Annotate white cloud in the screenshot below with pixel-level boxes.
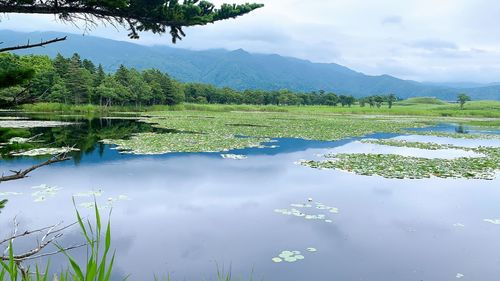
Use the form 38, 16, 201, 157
1, 0, 500, 83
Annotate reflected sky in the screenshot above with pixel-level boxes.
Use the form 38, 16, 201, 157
1, 121, 500, 281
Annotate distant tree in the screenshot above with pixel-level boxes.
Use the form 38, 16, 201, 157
47, 76, 70, 103
345, 95, 355, 107
374, 95, 384, 108
457, 93, 471, 110
82, 59, 96, 74
368, 96, 375, 108
386, 93, 397, 109
324, 93, 339, 106
339, 95, 348, 107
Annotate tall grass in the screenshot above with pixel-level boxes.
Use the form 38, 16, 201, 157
0, 201, 113, 281
0, 202, 254, 281
19, 99, 500, 118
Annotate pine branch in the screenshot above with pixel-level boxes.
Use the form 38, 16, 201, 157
0, 37, 67, 52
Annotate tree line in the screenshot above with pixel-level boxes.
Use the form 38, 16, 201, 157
0, 52, 402, 108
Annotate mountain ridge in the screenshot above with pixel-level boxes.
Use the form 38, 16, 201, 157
2, 29, 499, 100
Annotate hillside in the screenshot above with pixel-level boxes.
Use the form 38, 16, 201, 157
3, 30, 499, 100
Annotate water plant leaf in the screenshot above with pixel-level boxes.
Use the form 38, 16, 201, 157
271, 257, 282, 263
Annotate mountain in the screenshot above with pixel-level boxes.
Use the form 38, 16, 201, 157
2, 30, 499, 100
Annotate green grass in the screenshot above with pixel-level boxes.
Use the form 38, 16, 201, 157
19, 99, 500, 118
0, 203, 252, 281
397, 97, 448, 105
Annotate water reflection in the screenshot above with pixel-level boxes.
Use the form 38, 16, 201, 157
0, 118, 500, 281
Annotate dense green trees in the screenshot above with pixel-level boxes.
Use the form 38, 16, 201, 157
457, 93, 471, 110
358, 94, 400, 109
0, 53, 405, 108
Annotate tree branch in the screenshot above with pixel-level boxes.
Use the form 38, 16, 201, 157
0, 153, 70, 183
0, 37, 67, 53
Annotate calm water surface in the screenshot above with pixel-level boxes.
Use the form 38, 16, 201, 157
1, 115, 499, 281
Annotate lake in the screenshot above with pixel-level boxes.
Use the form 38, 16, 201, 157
1, 113, 499, 281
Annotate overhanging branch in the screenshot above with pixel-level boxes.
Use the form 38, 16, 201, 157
0, 36, 67, 52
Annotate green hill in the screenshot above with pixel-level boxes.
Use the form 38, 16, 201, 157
3, 30, 499, 100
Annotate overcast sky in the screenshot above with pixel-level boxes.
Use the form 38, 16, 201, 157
2, 0, 500, 83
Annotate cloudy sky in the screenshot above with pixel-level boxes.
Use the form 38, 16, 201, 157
2, 0, 500, 83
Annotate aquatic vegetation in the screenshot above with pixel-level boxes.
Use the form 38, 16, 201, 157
0, 192, 22, 196
361, 139, 462, 150
408, 131, 500, 140
8, 137, 34, 144
0, 120, 76, 128
78, 193, 131, 209
103, 132, 270, 154
483, 219, 500, 225
301, 145, 500, 180
272, 250, 307, 263
73, 189, 104, 197
139, 110, 431, 141
275, 201, 339, 223
221, 154, 248, 160
31, 184, 61, 202
11, 147, 79, 156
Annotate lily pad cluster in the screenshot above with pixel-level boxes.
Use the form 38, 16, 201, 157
301, 143, 499, 180
0, 120, 76, 128
0, 192, 23, 196
31, 184, 61, 202
220, 154, 248, 160
100, 111, 433, 154
409, 131, 500, 140
361, 139, 462, 150
76, 190, 131, 209
102, 132, 269, 155
272, 248, 317, 263
275, 201, 339, 223
11, 147, 79, 156
483, 219, 500, 225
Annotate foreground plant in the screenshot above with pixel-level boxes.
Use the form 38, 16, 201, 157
0, 201, 112, 281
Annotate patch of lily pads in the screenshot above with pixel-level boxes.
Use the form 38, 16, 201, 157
272, 248, 317, 263
11, 147, 79, 156
361, 139, 463, 150
31, 184, 61, 202
139, 111, 431, 142
221, 154, 248, 160
102, 132, 270, 154
483, 219, 500, 225
78, 194, 131, 209
275, 201, 339, 223
301, 139, 499, 180
408, 131, 500, 140
0, 120, 76, 128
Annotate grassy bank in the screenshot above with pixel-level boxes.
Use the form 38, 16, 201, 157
17, 99, 500, 118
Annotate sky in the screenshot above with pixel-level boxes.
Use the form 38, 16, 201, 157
2, 0, 500, 83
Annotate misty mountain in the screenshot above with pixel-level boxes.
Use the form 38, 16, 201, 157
3, 30, 499, 100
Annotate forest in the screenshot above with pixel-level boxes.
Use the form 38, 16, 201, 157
0, 52, 399, 108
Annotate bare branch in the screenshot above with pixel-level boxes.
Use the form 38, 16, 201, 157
0, 37, 67, 52
0, 153, 70, 183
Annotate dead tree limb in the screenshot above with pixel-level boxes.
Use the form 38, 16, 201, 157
0, 153, 70, 183
0, 37, 67, 52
